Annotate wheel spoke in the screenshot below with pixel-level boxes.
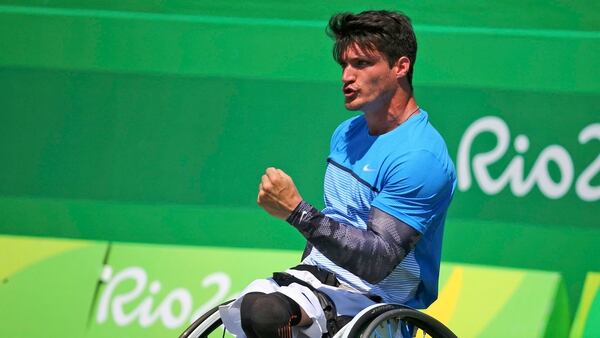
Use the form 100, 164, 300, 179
386, 319, 395, 338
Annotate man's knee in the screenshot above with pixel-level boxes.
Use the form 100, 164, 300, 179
240, 292, 302, 338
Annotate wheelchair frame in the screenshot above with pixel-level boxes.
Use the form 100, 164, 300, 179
179, 300, 457, 338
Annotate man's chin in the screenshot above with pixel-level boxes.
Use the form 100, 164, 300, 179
344, 102, 361, 111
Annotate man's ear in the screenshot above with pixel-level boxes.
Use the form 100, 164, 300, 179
394, 56, 411, 78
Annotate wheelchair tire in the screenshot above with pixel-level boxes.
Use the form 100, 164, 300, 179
357, 308, 457, 338
179, 300, 233, 338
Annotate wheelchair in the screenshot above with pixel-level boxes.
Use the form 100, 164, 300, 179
179, 300, 457, 338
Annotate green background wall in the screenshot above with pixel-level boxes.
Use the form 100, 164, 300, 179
1, 0, 599, 314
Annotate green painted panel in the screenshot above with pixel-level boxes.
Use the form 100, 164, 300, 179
570, 272, 600, 338
88, 242, 299, 337
1, 5, 599, 93
545, 281, 571, 338
1, 70, 597, 227
1, 0, 599, 32
0, 70, 337, 206
584, 292, 600, 337
0, 196, 305, 249
425, 264, 569, 338
0, 237, 107, 338
442, 217, 598, 314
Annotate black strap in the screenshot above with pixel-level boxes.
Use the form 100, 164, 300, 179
289, 264, 340, 287
290, 265, 383, 303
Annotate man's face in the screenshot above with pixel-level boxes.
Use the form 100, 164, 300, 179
340, 44, 399, 113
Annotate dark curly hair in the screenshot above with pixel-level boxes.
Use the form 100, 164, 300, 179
327, 10, 417, 89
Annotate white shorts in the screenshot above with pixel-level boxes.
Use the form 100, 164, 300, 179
219, 269, 376, 338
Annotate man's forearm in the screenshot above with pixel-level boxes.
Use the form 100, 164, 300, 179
287, 201, 420, 284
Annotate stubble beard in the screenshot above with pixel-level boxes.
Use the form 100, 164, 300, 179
344, 94, 363, 111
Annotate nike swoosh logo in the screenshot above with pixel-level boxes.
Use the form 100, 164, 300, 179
363, 164, 376, 172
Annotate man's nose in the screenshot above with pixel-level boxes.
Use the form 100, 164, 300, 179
342, 66, 355, 83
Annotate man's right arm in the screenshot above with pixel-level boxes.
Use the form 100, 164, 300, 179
287, 201, 421, 284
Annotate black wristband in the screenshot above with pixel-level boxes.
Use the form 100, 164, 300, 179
286, 201, 319, 236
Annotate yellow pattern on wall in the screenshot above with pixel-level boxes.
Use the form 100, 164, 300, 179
424, 266, 463, 325
0, 235, 88, 279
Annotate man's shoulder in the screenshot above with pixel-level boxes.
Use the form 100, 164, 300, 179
335, 114, 364, 132
330, 114, 365, 143
390, 111, 450, 156
381, 112, 456, 182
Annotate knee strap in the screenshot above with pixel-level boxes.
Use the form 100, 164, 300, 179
240, 292, 302, 338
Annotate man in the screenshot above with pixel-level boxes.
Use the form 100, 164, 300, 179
219, 10, 456, 338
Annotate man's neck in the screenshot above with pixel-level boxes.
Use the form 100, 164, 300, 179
364, 92, 418, 136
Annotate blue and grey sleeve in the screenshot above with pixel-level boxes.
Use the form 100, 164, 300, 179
287, 201, 421, 284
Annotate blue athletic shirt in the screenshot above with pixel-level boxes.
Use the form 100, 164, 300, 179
302, 110, 456, 308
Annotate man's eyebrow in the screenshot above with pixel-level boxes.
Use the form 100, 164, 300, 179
343, 55, 378, 63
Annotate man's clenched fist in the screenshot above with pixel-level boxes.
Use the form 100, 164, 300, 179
257, 167, 303, 220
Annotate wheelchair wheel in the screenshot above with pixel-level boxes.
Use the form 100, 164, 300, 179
336, 304, 401, 338
179, 300, 233, 338
349, 307, 457, 338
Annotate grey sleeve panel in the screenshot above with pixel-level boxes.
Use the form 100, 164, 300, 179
287, 201, 421, 284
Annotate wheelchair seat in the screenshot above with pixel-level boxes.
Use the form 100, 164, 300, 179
179, 300, 457, 338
